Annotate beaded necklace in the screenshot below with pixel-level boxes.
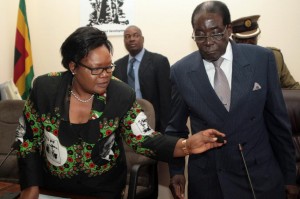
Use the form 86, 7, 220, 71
70, 90, 94, 103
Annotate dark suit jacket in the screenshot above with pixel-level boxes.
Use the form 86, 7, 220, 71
113, 50, 171, 133
166, 42, 296, 199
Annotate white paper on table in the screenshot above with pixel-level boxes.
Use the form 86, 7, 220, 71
39, 194, 70, 199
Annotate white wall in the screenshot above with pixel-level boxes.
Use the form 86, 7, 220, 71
1, 0, 300, 83
1, 1, 299, 198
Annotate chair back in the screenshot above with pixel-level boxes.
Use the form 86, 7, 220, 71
0, 100, 25, 182
123, 98, 158, 199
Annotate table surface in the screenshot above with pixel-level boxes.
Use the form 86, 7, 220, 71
0, 181, 104, 199
0, 181, 20, 198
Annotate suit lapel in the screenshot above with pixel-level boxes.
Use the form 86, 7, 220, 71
138, 50, 150, 75
188, 52, 228, 119
119, 55, 130, 83
188, 43, 253, 119
230, 43, 254, 112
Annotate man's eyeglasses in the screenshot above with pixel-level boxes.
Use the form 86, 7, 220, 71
77, 62, 115, 75
192, 25, 227, 43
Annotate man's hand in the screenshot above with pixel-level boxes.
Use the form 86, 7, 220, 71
285, 185, 299, 199
169, 174, 186, 199
187, 129, 226, 154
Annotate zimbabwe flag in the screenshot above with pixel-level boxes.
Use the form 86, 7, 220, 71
14, 0, 34, 100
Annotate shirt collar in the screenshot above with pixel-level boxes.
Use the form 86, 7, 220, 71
129, 48, 145, 62
203, 41, 233, 65
223, 41, 233, 62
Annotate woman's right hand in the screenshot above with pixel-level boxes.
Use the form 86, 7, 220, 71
20, 186, 39, 199
187, 129, 226, 154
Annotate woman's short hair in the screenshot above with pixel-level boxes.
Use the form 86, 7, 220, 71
60, 26, 113, 70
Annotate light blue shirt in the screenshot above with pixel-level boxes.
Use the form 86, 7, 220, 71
127, 48, 145, 99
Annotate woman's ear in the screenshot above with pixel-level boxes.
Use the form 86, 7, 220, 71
69, 61, 76, 75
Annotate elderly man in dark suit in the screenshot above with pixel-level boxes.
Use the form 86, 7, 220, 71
166, 1, 298, 199
113, 25, 171, 132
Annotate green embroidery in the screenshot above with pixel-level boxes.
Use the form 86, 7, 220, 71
99, 118, 119, 137
19, 94, 160, 179
42, 113, 60, 136
95, 94, 106, 104
18, 100, 42, 156
45, 141, 120, 178
121, 101, 159, 157
90, 110, 103, 119
47, 72, 62, 77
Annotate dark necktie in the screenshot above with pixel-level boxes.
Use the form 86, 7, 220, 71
128, 58, 136, 89
213, 57, 231, 111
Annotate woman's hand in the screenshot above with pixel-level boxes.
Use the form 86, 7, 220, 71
186, 129, 226, 154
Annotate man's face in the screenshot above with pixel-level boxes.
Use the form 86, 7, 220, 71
124, 27, 144, 56
232, 36, 258, 45
192, 13, 232, 62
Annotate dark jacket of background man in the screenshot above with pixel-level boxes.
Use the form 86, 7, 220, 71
114, 25, 171, 132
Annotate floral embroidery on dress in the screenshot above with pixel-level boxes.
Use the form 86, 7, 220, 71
18, 100, 42, 156
46, 141, 120, 178
48, 72, 62, 77
18, 90, 160, 179
120, 101, 159, 158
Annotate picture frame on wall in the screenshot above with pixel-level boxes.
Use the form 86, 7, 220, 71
80, 0, 134, 36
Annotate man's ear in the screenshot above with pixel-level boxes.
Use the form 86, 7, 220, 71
226, 24, 233, 36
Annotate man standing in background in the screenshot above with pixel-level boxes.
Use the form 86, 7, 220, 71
114, 25, 171, 132
231, 15, 300, 89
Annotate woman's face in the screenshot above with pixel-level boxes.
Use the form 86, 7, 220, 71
71, 45, 113, 95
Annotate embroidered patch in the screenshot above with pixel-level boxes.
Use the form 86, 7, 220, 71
131, 112, 154, 136
16, 116, 26, 143
44, 130, 67, 166
99, 134, 115, 161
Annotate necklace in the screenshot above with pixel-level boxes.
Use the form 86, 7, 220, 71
70, 90, 94, 103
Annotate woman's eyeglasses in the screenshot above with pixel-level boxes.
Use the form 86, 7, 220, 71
77, 62, 115, 75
